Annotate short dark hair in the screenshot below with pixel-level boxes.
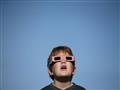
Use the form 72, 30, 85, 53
47, 46, 75, 80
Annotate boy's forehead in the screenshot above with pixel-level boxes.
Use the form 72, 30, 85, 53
54, 51, 70, 56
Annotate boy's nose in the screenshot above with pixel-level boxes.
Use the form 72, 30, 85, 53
61, 59, 66, 63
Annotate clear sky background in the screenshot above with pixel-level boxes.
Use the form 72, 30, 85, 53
0, 0, 119, 90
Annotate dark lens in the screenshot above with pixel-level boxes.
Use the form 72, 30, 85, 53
66, 56, 72, 61
54, 57, 61, 61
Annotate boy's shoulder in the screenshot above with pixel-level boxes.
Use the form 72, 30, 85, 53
40, 83, 53, 90
72, 83, 86, 90
40, 83, 86, 90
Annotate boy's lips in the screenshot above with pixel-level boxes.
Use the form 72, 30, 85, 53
61, 65, 67, 69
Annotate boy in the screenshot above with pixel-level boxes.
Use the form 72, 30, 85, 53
41, 46, 86, 90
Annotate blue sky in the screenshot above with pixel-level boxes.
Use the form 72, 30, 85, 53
0, 0, 119, 90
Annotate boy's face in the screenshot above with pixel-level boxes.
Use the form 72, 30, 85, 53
49, 51, 75, 78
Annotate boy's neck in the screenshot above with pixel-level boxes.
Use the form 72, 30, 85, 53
53, 79, 73, 90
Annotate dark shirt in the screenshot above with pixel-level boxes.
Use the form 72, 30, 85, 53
41, 83, 86, 90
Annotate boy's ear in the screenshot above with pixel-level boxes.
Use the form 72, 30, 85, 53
72, 66, 76, 75
48, 68, 53, 75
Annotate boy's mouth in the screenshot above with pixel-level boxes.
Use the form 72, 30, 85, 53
61, 65, 67, 70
